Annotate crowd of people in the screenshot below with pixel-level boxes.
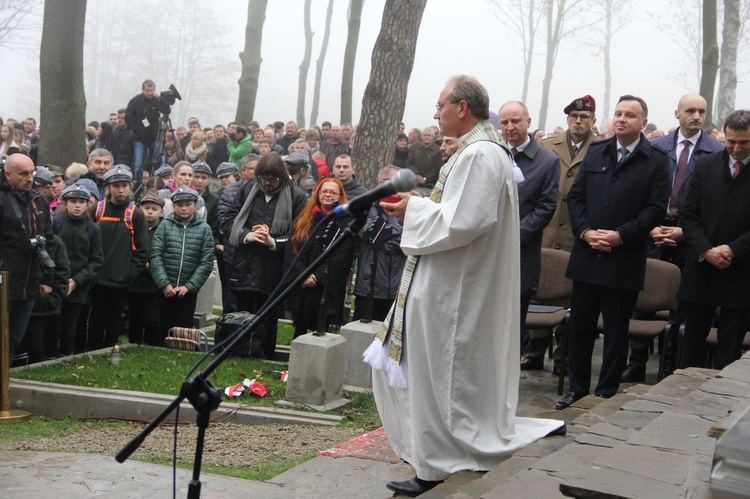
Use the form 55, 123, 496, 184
3, 74, 750, 495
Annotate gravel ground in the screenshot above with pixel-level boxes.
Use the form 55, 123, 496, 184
0, 421, 365, 472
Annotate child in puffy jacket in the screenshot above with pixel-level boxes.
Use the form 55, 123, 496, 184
150, 186, 214, 340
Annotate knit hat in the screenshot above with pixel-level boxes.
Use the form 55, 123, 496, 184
61, 183, 91, 201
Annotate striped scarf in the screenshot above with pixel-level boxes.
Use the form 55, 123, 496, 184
363, 120, 512, 388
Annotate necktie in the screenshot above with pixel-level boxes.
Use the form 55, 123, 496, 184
571, 145, 579, 158
511, 147, 518, 158
733, 160, 744, 179
669, 139, 691, 214
618, 147, 630, 164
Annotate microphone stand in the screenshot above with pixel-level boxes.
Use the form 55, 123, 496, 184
116, 212, 368, 499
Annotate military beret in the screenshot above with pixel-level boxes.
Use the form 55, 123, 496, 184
140, 193, 165, 207
216, 162, 239, 178
564, 95, 596, 115
103, 165, 133, 185
61, 183, 91, 201
192, 161, 213, 175
33, 166, 55, 187
171, 185, 198, 202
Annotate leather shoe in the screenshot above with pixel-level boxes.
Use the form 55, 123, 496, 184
555, 391, 586, 410
545, 422, 567, 437
620, 363, 646, 383
386, 477, 443, 497
520, 356, 544, 371
552, 359, 568, 375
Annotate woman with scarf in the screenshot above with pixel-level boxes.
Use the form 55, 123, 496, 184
185, 131, 208, 163
288, 178, 353, 338
223, 152, 307, 358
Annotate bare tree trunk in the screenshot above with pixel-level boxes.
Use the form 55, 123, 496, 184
700, 0, 719, 125
39, 0, 87, 166
716, 0, 740, 129
310, 0, 335, 126
341, 0, 364, 124
297, 0, 313, 128
236, 0, 268, 124
352, 0, 427, 188
538, 0, 565, 130
602, 0, 613, 119
522, 0, 537, 103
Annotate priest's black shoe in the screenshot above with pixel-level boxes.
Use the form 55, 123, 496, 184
545, 422, 567, 437
620, 363, 646, 383
555, 391, 586, 410
386, 476, 443, 497
520, 356, 544, 371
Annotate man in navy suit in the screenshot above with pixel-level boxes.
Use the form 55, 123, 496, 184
678, 109, 750, 370
556, 95, 670, 410
621, 94, 724, 383
498, 100, 560, 368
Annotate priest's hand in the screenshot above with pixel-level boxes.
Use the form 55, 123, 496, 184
380, 191, 418, 220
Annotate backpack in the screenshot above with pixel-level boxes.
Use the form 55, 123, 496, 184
95, 200, 136, 250
52, 215, 96, 240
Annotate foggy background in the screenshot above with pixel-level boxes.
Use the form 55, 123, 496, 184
1, 0, 748, 133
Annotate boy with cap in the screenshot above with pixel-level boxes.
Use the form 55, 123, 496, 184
192, 161, 219, 237
150, 186, 214, 340
33, 166, 55, 206
129, 193, 164, 345
87, 166, 149, 351
53, 184, 103, 356
49, 166, 66, 216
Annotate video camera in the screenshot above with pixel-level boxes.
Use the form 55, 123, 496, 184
158, 84, 182, 115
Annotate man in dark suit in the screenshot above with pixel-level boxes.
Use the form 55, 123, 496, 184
678, 109, 750, 370
499, 100, 560, 369
621, 94, 724, 382
556, 95, 670, 410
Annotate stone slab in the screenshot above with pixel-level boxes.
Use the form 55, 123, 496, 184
714, 358, 750, 382
268, 455, 413, 499
574, 433, 621, 449
669, 390, 740, 421
587, 394, 637, 417
700, 377, 750, 399
559, 466, 687, 499
419, 470, 483, 498
512, 434, 570, 458
0, 450, 292, 499
618, 398, 673, 414
570, 395, 603, 410
483, 456, 534, 483
604, 410, 660, 431
570, 412, 604, 429
585, 422, 635, 442
483, 469, 566, 498
593, 443, 703, 486
626, 412, 716, 456
339, 320, 380, 389
532, 442, 607, 474
286, 332, 347, 406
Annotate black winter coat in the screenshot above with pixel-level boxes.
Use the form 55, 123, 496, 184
30, 235, 70, 316
54, 213, 103, 304
353, 205, 405, 300
222, 182, 307, 293
0, 174, 54, 300
125, 93, 160, 142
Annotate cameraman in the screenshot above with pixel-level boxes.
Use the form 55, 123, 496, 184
125, 79, 160, 183
0, 154, 54, 362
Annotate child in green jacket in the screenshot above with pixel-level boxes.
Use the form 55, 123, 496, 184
150, 186, 214, 340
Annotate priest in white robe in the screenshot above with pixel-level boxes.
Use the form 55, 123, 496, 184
366, 75, 564, 497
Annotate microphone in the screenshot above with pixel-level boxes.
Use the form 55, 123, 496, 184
332, 168, 417, 217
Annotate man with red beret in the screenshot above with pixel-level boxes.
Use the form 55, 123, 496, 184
520, 95, 599, 373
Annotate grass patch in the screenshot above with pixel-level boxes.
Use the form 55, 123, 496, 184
0, 415, 131, 441
12, 346, 289, 406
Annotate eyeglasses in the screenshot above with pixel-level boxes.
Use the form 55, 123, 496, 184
259, 176, 279, 183
568, 113, 593, 122
320, 189, 340, 196
435, 100, 458, 112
